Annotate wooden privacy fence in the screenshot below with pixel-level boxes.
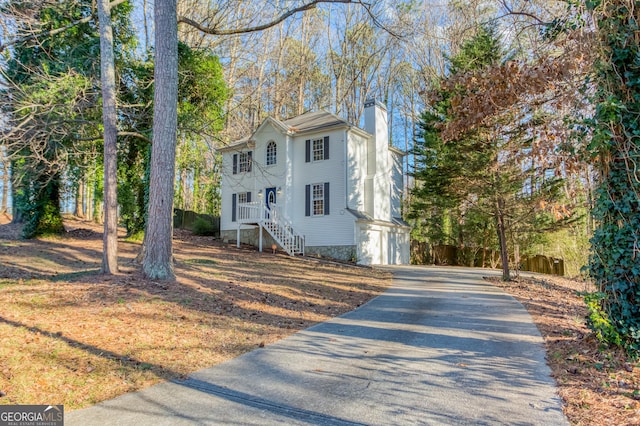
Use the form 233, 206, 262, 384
520, 254, 565, 276
410, 241, 564, 276
173, 208, 220, 237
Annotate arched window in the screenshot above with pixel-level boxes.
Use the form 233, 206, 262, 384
266, 141, 277, 166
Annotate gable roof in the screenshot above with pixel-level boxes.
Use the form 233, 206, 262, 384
283, 110, 349, 134
221, 110, 365, 152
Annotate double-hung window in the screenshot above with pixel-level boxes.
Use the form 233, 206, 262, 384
305, 182, 330, 217
312, 184, 324, 215
305, 136, 329, 162
312, 139, 324, 161
239, 152, 251, 173
232, 151, 253, 174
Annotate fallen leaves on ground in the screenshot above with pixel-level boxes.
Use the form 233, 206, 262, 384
489, 275, 640, 425
0, 217, 390, 410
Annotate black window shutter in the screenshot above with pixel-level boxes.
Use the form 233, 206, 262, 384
305, 140, 311, 163
247, 151, 253, 172
247, 192, 252, 203
232, 194, 237, 222
324, 136, 329, 160
232, 154, 238, 174
305, 185, 311, 216
324, 182, 330, 215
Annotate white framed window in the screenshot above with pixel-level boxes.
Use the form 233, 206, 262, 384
312, 183, 324, 216
305, 137, 329, 163
239, 152, 252, 173
305, 183, 329, 217
266, 141, 277, 166
233, 151, 253, 174
238, 192, 249, 204
312, 139, 324, 162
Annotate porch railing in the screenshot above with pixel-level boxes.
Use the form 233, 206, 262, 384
237, 202, 304, 256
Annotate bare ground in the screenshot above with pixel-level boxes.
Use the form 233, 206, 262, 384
0, 216, 390, 409
0, 215, 638, 424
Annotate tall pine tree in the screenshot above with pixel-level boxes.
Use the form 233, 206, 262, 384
411, 25, 573, 280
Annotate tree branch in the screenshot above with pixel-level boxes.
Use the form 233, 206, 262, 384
117, 131, 151, 143
0, 0, 129, 54
178, 0, 365, 36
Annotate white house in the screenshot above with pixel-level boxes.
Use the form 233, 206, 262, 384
219, 99, 410, 265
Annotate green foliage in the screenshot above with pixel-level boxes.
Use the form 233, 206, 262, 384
585, 292, 623, 348
124, 230, 145, 243
118, 140, 150, 235
542, 214, 591, 277
21, 177, 65, 238
115, 55, 153, 234
586, 0, 640, 355
192, 217, 216, 236
174, 44, 228, 215
410, 26, 504, 247
2, 0, 138, 231
448, 25, 503, 74
410, 24, 504, 253
177, 42, 228, 136
411, 23, 580, 280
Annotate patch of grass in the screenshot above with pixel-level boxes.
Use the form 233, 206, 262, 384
124, 230, 144, 243
183, 258, 219, 266
0, 280, 14, 289
50, 269, 100, 282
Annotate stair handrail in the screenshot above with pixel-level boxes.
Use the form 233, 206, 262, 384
260, 203, 304, 255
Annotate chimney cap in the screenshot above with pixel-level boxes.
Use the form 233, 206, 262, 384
364, 98, 387, 111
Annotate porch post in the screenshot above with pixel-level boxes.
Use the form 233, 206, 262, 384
236, 226, 240, 248
259, 224, 263, 252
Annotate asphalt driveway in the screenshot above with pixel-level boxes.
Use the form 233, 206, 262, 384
66, 265, 568, 425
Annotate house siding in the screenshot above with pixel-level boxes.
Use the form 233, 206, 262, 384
220, 144, 255, 233
253, 126, 287, 206
390, 150, 404, 219
291, 129, 355, 246
219, 104, 408, 265
346, 131, 368, 212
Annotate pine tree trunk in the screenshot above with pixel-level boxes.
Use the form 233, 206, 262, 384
75, 176, 85, 218
98, 0, 119, 274
495, 197, 510, 281
86, 177, 94, 223
142, 0, 178, 280
10, 161, 24, 224
1, 152, 8, 215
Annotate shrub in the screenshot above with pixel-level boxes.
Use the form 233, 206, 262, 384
192, 217, 216, 236
584, 292, 623, 348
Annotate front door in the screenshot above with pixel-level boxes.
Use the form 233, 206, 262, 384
265, 187, 276, 212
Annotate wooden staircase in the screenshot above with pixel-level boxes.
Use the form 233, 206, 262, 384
237, 202, 305, 256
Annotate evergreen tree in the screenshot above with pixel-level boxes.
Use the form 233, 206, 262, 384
411, 25, 575, 280
1, 0, 135, 238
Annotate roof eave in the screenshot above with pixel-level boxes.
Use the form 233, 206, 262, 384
217, 139, 255, 153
